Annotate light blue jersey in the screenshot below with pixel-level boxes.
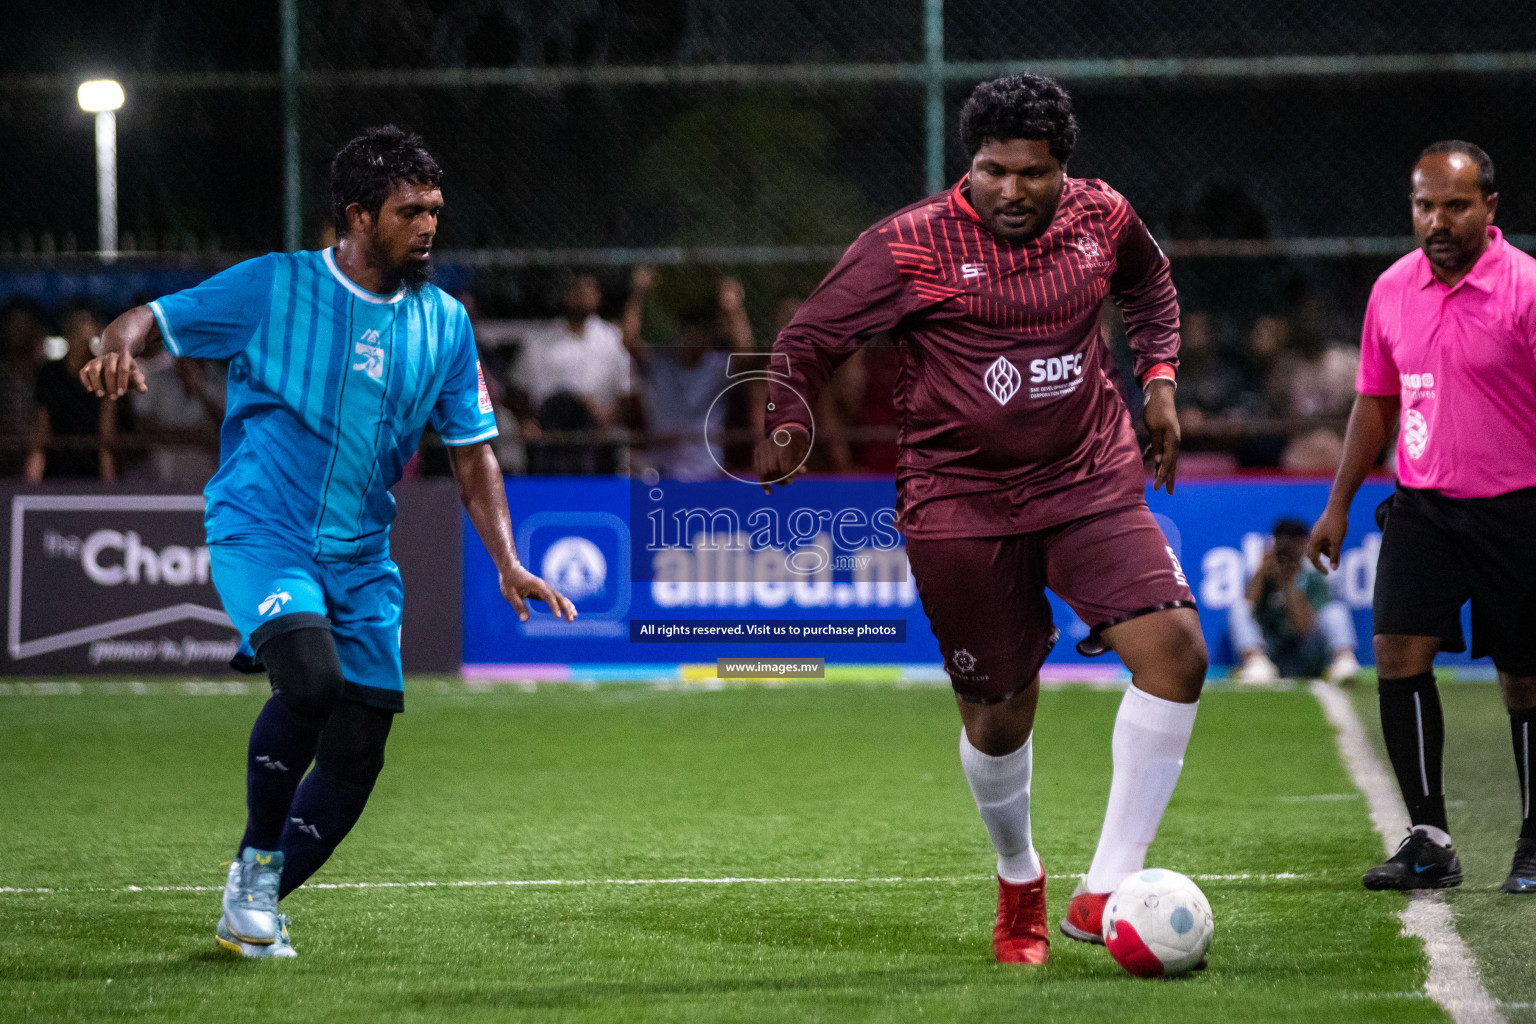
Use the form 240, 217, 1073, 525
150, 248, 496, 562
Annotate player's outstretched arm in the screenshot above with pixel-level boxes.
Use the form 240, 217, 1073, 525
1307, 392, 1399, 573
447, 441, 577, 623
757, 229, 913, 494
80, 305, 158, 399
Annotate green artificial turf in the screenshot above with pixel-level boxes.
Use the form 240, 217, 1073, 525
1, 682, 1442, 1022
1353, 677, 1536, 1024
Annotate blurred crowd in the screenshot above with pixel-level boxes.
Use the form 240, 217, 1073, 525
0, 264, 1380, 486
0, 296, 226, 485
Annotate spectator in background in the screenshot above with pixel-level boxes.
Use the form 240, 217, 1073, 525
131, 347, 226, 485
1231, 518, 1359, 684
0, 298, 47, 476
624, 266, 753, 480
1273, 288, 1360, 473
27, 305, 119, 483
510, 273, 630, 474
448, 290, 526, 477
1174, 311, 1247, 423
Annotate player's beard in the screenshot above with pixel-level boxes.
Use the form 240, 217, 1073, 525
397, 254, 433, 291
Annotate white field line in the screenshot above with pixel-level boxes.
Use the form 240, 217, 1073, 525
0, 871, 1311, 896
1311, 681, 1505, 1024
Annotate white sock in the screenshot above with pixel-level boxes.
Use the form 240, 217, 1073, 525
1084, 685, 1200, 893
960, 728, 1041, 884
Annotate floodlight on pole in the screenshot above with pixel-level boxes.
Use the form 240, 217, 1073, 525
78, 80, 124, 260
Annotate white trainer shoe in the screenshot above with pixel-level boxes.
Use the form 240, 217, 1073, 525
1237, 652, 1280, 684
1325, 650, 1361, 685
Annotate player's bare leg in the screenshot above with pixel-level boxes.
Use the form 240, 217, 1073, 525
957, 676, 1039, 756
1063, 607, 1206, 944
957, 678, 1049, 963
1499, 671, 1536, 892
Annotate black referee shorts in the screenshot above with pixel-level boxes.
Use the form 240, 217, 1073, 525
1373, 484, 1536, 674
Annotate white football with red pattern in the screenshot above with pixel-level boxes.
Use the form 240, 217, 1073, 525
1102, 868, 1214, 978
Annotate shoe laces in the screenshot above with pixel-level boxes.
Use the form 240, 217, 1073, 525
246, 859, 281, 914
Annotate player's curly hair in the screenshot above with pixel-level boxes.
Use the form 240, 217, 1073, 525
958, 74, 1080, 165
330, 125, 443, 236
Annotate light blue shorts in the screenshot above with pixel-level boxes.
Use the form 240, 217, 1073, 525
210, 541, 405, 710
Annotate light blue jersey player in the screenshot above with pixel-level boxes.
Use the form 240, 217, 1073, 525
82, 126, 577, 959
151, 244, 493, 706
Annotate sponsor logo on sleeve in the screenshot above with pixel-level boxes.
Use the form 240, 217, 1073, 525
476, 362, 493, 414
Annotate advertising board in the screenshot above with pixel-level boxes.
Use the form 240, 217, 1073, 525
2, 482, 462, 675
464, 476, 1446, 677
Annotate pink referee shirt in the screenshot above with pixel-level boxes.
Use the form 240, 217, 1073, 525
1357, 226, 1536, 498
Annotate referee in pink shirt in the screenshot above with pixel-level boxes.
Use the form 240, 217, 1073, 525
1309, 141, 1536, 894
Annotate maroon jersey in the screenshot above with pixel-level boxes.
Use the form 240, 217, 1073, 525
766, 175, 1180, 538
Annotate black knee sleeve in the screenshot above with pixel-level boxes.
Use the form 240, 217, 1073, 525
258, 626, 345, 724
316, 701, 394, 785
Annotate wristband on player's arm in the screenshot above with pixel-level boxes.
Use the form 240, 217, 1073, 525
1140, 363, 1176, 399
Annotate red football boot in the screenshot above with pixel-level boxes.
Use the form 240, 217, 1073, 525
992, 866, 1050, 964
1059, 881, 1108, 945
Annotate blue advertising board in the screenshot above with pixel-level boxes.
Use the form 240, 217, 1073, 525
463, 476, 1455, 678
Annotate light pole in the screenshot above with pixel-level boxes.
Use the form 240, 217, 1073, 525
77, 79, 124, 260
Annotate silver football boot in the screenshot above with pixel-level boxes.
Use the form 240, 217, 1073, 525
220, 847, 283, 944
217, 913, 297, 958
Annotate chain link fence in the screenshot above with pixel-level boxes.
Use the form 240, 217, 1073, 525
5, 1, 1534, 256
2, 1, 1534, 473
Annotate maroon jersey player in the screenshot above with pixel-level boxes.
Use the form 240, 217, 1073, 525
756, 75, 1208, 965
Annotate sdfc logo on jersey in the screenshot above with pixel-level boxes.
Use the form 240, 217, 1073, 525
1404, 408, 1430, 460
984, 356, 1021, 405
352, 329, 384, 380
961, 262, 987, 281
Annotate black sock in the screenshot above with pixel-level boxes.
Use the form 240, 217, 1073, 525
1512, 705, 1536, 841
277, 768, 376, 898
239, 698, 324, 854
1378, 672, 1448, 834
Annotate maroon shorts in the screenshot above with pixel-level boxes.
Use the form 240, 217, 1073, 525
905, 504, 1195, 704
